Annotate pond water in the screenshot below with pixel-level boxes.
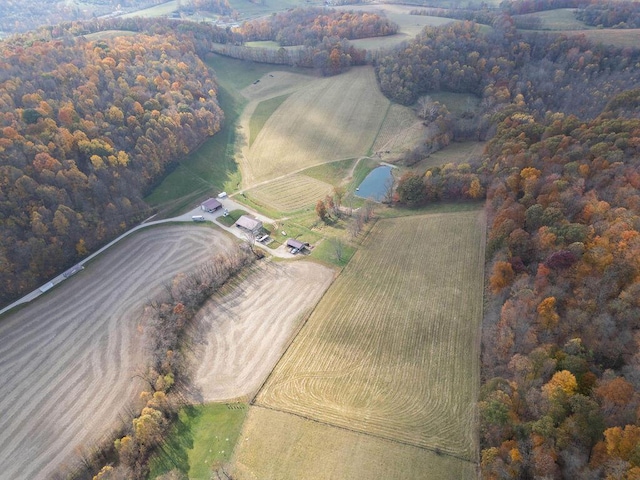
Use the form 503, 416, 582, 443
355, 165, 393, 202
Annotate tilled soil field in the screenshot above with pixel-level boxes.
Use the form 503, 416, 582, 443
0, 225, 234, 479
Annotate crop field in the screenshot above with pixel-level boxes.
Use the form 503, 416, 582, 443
232, 407, 476, 480
254, 210, 485, 464
241, 67, 389, 186
191, 260, 335, 401
372, 103, 427, 159
0, 225, 235, 479
245, 174, 334, 213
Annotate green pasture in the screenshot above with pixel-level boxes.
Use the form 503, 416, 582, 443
148, 403, 247, 479
515, 8, 590, 31
249, 94, 290, 146
302, 158, 358, 187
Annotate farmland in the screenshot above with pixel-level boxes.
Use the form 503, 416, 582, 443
241, 210, 485, 478
371, 103, 428, 160
240, 67, 389, 186
191, 260, 335, 402
0, 225, 235, 479
245, 174, 334, 213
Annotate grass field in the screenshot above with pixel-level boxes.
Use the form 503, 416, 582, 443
254, 210, 485, 464
249, 94, 290, 146
121, 0, 179, 18
242, 67, 389, 186
514, 8, 590, 30
245, 174, 334, 213
371, 103, 426, 158
232, 407, 476, 480
149, 403, 248, 479
144, 55, 310, 216
409, 141, 486, 172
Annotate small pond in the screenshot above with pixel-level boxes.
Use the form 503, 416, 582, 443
355, 165, 393, 202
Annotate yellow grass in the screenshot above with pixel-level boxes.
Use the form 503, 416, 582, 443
409, 141, 486, 172
255, 210, 486, 461
372, 103, 427, 158
245, 174, 334, 213
241, 67, 389, 186
231, 407, 476, 480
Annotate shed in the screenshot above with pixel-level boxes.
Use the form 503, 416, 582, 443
201, 198, 222, 213
286, 239, 309, 252
236, 215, 263, 234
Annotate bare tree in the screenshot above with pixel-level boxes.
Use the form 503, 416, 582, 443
242, 230, 257, 255
383, 174, 395, 203
330, 237, 345, 263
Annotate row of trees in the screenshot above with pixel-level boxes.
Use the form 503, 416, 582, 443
0, 28, 224, 306
212, 37, 367, 75
375, 21, 640, 119
235, 7, 398, 46
74, 250, 254, 479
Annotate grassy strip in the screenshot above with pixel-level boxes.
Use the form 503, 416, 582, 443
217, 209, 249, 227
309, 238, 356, 268
250, 94, 290, 146
148, 403, 248, 479
302, 158, 358, 186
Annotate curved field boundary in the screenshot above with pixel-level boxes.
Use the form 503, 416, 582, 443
0, 226, 234, 479
192, 260, 335, 402
245, 174, 334, 213
244, 67, 389, 185
255, 210, 486, 460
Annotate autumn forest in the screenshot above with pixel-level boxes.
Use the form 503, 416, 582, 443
2, 1, 640, 478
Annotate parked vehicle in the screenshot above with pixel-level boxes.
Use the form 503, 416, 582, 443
191, 215, 206, 222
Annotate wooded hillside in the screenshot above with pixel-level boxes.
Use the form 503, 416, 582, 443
479, 94, 640, 479
375, 22, 640, 119
0, 30, 223, 306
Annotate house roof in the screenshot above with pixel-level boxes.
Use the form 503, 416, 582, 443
286, 239, 307, 250
236, 215, 262, 231
201, 198, 222, 210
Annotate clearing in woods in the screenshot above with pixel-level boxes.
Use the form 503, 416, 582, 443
238, 210, 485, 479
240, 67, 389, 187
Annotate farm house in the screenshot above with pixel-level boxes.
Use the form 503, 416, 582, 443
201, 198, 222, 213
236, 215, 263, 234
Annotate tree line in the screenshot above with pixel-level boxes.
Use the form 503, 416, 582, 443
235, 7, 398, 46
0, 27, 224, 306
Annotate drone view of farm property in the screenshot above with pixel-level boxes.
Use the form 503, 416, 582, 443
1, 0, 640, 479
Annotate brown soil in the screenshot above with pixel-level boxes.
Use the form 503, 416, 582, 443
0, 225, 234, 479
190, 260, 335, 402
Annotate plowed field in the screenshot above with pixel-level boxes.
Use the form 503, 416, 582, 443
0, 225, 234, 479
192, 261, 335, 401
